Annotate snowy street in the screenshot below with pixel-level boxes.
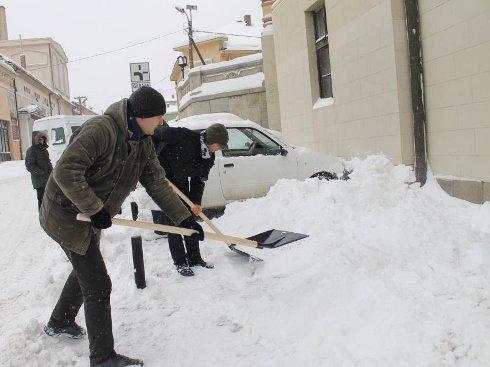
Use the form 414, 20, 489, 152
1, 156, 489, 366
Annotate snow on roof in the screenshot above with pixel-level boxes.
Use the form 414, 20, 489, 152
19, 105, 42, 114
179, 72, 264, 108
0, 53, 73, 106
170, 112, 259, 130
174, 21, 262, 52
189, 53, 262, 75
34, 114, 93, 124
0, 58, 15, 73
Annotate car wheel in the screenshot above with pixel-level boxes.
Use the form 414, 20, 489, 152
311, 171, 338, 180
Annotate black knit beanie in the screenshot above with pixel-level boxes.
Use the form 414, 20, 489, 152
128, 86, 167, 118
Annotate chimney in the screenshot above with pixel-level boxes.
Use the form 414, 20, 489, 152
0, 6, 8, 41
20, 54, 26, 69
244, 15, 252, 27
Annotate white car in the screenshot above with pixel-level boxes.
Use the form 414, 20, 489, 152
163, 113, 346, 209
32, 115, 93, 162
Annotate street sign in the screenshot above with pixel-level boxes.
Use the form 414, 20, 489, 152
130, 62, 151, 92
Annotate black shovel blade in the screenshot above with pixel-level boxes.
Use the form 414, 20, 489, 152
247, 230, 309, 249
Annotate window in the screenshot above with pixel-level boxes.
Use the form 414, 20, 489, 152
223, 128, 282, 157
51, 127, 66, 145
71, 126, 81, 134
314, 7, 333, 98
34, 92, 41, 102
0, 121, 11, 162
23, 86, 31, 95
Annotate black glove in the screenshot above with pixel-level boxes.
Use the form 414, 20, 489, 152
180, 216, 204, 241
90, 209, 112, 229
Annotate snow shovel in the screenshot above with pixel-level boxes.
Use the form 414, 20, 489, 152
166, 180, 263, 262
76, 214, 308, 250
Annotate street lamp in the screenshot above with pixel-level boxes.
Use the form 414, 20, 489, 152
175, 4, 197, 69
177, 55, 188, 80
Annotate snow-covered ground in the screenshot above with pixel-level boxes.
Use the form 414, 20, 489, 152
0, 155, 489, 366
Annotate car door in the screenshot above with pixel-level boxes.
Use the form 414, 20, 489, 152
218, 127, 298, 201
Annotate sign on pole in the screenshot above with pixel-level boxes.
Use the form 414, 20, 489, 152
130, 62, 151, 92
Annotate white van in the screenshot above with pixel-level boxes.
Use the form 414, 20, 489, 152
32, 115, 93, 160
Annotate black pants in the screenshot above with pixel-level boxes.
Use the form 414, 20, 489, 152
151, 209, 169, 236
36, 187, 45, 209
152, 210, 200, 265
49, 234, 114, 364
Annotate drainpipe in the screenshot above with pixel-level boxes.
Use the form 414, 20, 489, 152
12, 78, 19, 121
404, 0, 427, 185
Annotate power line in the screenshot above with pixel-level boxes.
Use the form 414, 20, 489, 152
152, 74, 172, 87
27, 29, 185, 72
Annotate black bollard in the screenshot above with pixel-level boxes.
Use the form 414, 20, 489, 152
129, 202, 145, 289
130, 201, 139, 221
131, 236, 146, 289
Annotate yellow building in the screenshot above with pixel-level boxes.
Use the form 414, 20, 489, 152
170, 15, 262, 83
0, 58, 18, 161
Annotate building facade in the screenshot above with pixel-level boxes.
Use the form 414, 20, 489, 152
0, 37, 70, 100
263, 0, 490, 203
0, 6, 95, 162
171, 15, 269, 126
176, 54, 268, 126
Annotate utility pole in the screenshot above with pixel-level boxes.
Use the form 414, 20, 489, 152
176, 5, 198, 69
188, 8, 194, 69
74, 96, 87, 115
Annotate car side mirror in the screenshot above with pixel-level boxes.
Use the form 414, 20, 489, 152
280, 147, 288, 156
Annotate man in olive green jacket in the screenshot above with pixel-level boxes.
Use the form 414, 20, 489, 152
40, 87, 203, 367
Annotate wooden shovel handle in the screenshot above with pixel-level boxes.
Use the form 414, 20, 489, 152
166, 180, 229, 241
76, 214, 258, 248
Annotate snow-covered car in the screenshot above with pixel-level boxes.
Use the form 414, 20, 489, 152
168, 113, 345, 209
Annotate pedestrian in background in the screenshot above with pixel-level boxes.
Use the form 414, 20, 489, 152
25, 132, 53, 209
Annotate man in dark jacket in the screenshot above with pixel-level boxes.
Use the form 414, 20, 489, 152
40, 86, 204, 367
152, 123, 228, 276
25, 132, 53, 209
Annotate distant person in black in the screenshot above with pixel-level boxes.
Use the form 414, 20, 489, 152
152, 123, 229, 276
25, 132, 53, 209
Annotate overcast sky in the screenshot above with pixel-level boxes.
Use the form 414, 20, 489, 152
0, 0, 263, 113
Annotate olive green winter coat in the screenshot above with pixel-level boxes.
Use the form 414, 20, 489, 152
39, 99, 190, 255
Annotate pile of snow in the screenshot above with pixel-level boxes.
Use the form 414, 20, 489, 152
1, 155, 489, 366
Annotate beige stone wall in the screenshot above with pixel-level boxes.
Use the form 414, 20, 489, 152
179, 91, 268, 126
272, 0, 413, 164
421, 0, 490, 182
261, 33, 282, 132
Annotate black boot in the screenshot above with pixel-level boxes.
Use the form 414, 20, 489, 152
90, 352, 143, 366
175, 259, 194, 276
44, 320, 86, 339
187, 254, 214, 269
